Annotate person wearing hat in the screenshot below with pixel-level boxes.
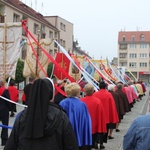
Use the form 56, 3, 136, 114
4, 78, 78, 150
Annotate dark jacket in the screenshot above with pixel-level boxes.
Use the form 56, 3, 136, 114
54, 86, 66, 105
0, 88, 11, 113
23, 83, 33, 105
4, 103, 79, 150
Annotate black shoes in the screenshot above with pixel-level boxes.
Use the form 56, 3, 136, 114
10, 113, 15, 117
92, 142, 105, 149
100, 144, 105, 149
108, 136, 114, 139
116, 129, 120, 132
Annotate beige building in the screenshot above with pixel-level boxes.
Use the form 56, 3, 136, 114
44, 16, 73, 54
0, 0, 75, 59
118, 31, 150, 83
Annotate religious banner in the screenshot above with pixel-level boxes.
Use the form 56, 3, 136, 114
53, 52, 70, 80
0, 22, 22, 80
83, 59, 95, 77
69, 55, 83, 81
92, 60, 103, 81
23, 38, 52, 78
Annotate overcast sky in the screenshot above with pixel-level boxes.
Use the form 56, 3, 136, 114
23, 0, 150, 61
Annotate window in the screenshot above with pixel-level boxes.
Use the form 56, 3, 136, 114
60, 22, 66, 31
0, 14, 4, 23
63, 40, 66, 48
55, 32, 57, 38
141, 34, 145, 41
60, 39, 63, 45
120, 44, 127, 50
132, 36, 135, 42
63, 24, 66, 31
122, 36, 126, 42
49, 49, 53, 56
129, 44, 136, 49
140, 62, 147, 67
119, 53, 127, 58
41, 25, 45, 32
13, 13, 20, 22
40, 25, 45, 38
140, 53, 147, 58
33, 23, 39, 34
140, 44, 147, 48
21, 39, 27, 59
54, 39, 58, 48
120, 62, 127, 66
49, 31, 53, 39
129, 53, 137, 58
22, 27, 26, 36
60, 23, 63, 29
129, 62, 136, 68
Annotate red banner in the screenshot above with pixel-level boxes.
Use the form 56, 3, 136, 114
54, 53, 70, 80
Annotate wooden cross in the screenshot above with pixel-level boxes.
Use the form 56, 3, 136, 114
0, 29, 14, 50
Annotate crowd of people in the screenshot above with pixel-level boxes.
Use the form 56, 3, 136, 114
0, 76, 148, 150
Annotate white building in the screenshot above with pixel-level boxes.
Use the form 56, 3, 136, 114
118, 31, 150, 83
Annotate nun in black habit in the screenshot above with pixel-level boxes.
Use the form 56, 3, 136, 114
4, 78, 79, 150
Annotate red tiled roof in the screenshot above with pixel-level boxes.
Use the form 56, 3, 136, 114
118, 31, 150, 43
3, 0, 58, 31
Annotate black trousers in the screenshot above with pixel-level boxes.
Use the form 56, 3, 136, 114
0, 111, 9, 141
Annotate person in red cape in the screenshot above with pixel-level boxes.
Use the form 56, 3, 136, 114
8, 80, 19, 117
93, 81, 119, 147
127, 81, 138, 105
124, 84, 134, 108
0, 80, 11, 146
80, 83, 107, 149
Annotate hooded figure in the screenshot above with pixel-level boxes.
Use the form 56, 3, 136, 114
4, 78, 78, 150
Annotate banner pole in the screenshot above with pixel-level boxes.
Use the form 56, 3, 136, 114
35, 29, 40, 78
3, 13, 7, 85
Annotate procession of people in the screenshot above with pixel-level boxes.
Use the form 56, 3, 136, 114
0, 74, 147, 150
0, 20, 148, 149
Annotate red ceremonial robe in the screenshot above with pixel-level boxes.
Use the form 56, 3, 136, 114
80, 95, 107, 134
8, 86, 19, 102
124, 86, 133, 104
93, 89, 119, 124
128, 85, 138, 100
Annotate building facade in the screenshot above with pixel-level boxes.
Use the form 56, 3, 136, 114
118, 31, 150, 83
0, 0, 75, 59
44, 16, 74, 54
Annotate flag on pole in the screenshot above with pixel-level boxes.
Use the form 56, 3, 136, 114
0, 22, 22, 80
53, 52, 70, 80
23, 38, 52, 78
83, 60, 95, 77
